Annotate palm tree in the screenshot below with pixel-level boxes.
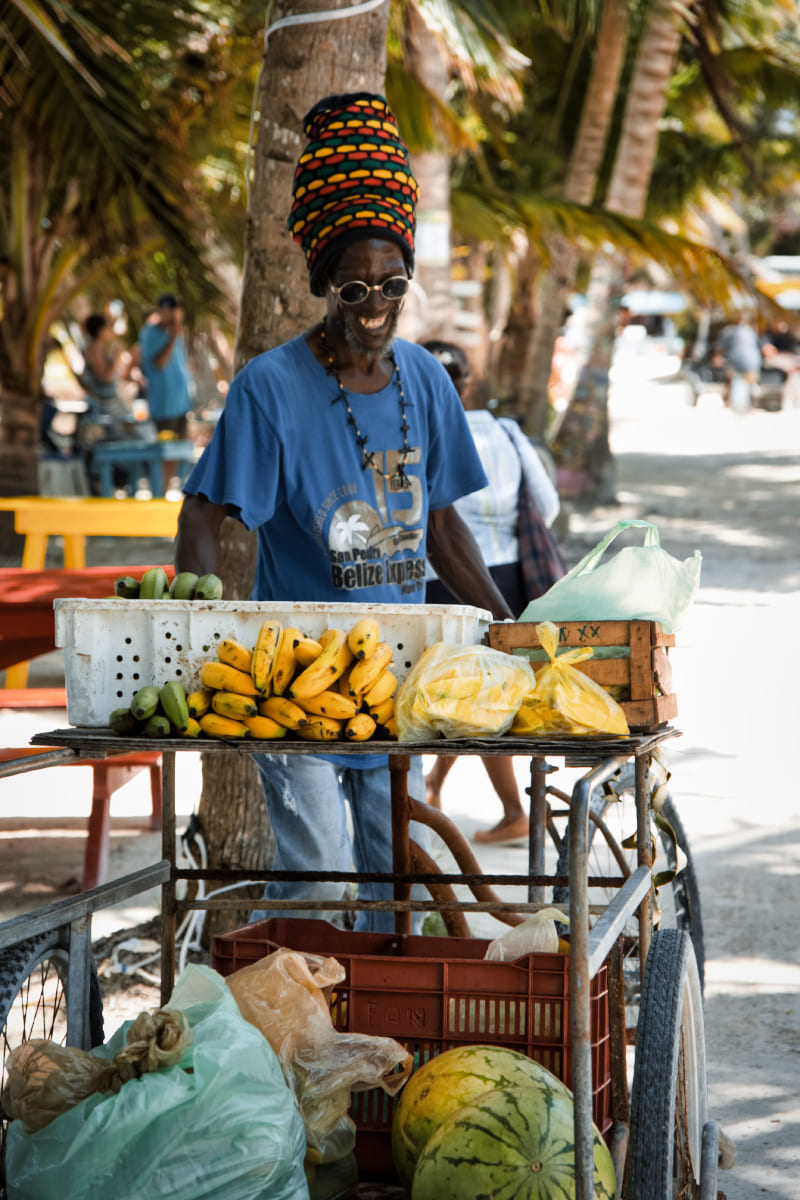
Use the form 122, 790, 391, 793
551, 1, 684, 503
0, 0, 255, 492
520, 0, 631, 436
551, 0, 800, 503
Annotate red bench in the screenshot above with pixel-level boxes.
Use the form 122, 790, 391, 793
0, 564, 172, 686
0, 746, 162, 891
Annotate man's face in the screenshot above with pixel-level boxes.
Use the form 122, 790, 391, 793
159, 303, 181, 328
325, 239, 408, 360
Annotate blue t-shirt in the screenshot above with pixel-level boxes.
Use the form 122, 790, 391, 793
139, 323, 192, 419
184, 333, 487, 769
185, 334, 487, 603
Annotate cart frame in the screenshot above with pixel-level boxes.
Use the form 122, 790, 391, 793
2, 727, 715, 1199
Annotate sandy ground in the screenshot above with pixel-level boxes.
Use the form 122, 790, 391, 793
2, 357, 800, 1195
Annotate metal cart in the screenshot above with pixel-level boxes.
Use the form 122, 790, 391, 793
2, 725, 718, 1200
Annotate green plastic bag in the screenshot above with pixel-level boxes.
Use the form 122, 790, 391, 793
518, 519, 701, 634
6, 965, 309, 1200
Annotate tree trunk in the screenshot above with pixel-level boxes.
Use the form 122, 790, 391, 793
403, 3, 453, 342
195, 0, 389, 942
236, 0, 389, 364
552, 2, 683, 504
496, 238, 541, 405
518, 0, 630, 438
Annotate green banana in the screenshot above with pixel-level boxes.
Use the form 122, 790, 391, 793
141, 714, 172, 737
159, 680, 191, 733
193, 573, 224, 600
114, 576, 140, 599
130, 686, 160, 722
139, 566, 170, 600
170, 571, 199, 600
109, 707, 139, 735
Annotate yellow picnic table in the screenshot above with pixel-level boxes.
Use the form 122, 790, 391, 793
0, 496, 181, 569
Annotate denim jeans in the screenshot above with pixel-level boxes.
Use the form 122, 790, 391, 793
250, 754, 429, 933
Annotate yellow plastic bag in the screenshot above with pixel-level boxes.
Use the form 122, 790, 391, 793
227, 948, 412, 1164
510, 622, 629, 737
395, 642, 536, 741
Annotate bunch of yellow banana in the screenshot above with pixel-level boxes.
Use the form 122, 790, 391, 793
192, 615, 400, 742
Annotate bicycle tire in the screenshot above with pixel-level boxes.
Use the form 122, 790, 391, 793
554, 766, 705, 990
627, 928, 709, 1199
1, 931, 104, 1196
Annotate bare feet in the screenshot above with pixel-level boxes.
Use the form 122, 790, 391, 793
425, 756, 455, 810
425, 776, 442, 810
473, 813, 529, 845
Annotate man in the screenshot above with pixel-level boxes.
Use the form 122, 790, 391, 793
715, 314, 762, 414
139, 293, 193, 489
175, 92, 512, 933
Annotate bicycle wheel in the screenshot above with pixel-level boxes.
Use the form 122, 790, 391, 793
0, 931, 104, 1194
554, 764, 705, 995
627, 928, 710, 1199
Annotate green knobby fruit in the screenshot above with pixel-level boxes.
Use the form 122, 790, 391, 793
139, 566, 170, 600
108, 707, 139, 735
114, 576, 140, 599
169, 571, 199, 600
130, 686, 160, 722
193, 573, 224, 601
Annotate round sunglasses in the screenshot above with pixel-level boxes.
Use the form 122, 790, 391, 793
329, 276, 410, 306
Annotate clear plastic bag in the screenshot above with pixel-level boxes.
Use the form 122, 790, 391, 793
395, 642, 536, 742
510, 622, 629, 737
6, 965, 309, 1200
227, 948, 412, 1165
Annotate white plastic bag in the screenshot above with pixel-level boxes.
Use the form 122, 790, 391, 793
518, 519, 701, 634
484, 908, 569, 961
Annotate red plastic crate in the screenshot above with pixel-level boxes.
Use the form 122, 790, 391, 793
212, 918, 612, 1179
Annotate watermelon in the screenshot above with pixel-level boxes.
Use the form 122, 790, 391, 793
392, 1044, 571, 1190
411, 1084, 616, 1200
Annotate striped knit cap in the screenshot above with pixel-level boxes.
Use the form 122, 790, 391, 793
288, 93, 419, 296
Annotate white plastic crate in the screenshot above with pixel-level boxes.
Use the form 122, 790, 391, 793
54, 599, 493, 727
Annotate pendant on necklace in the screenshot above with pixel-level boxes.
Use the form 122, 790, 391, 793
319, 324, 412, 489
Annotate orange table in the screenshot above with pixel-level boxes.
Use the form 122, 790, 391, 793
0, 496, 181, 569
0, 564, 173, 687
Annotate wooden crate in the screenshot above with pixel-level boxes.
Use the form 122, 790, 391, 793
487, 619, 676, 731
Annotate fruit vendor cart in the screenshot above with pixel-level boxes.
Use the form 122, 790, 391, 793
1, 600, 719, 1200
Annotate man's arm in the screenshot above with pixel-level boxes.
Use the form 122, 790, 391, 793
174, 493, 230, 575
427, 506, 514, 621
152, 325, 179, 370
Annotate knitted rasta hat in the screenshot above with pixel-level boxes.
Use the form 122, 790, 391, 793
288, 92, 419, 296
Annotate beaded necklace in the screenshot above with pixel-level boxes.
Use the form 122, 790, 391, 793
319, 323, 411, 490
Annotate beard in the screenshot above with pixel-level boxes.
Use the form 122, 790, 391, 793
340, 305, 402, 360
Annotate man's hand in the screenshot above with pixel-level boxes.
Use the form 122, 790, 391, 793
427, 507, 514, 621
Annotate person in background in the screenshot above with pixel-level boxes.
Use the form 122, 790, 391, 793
715, 314, 762, 413
174, 93, 512, 933
762, 318, 800, 410
77, 313, 130, 492
138, 293, 193, 488
422, 340, 564, 845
